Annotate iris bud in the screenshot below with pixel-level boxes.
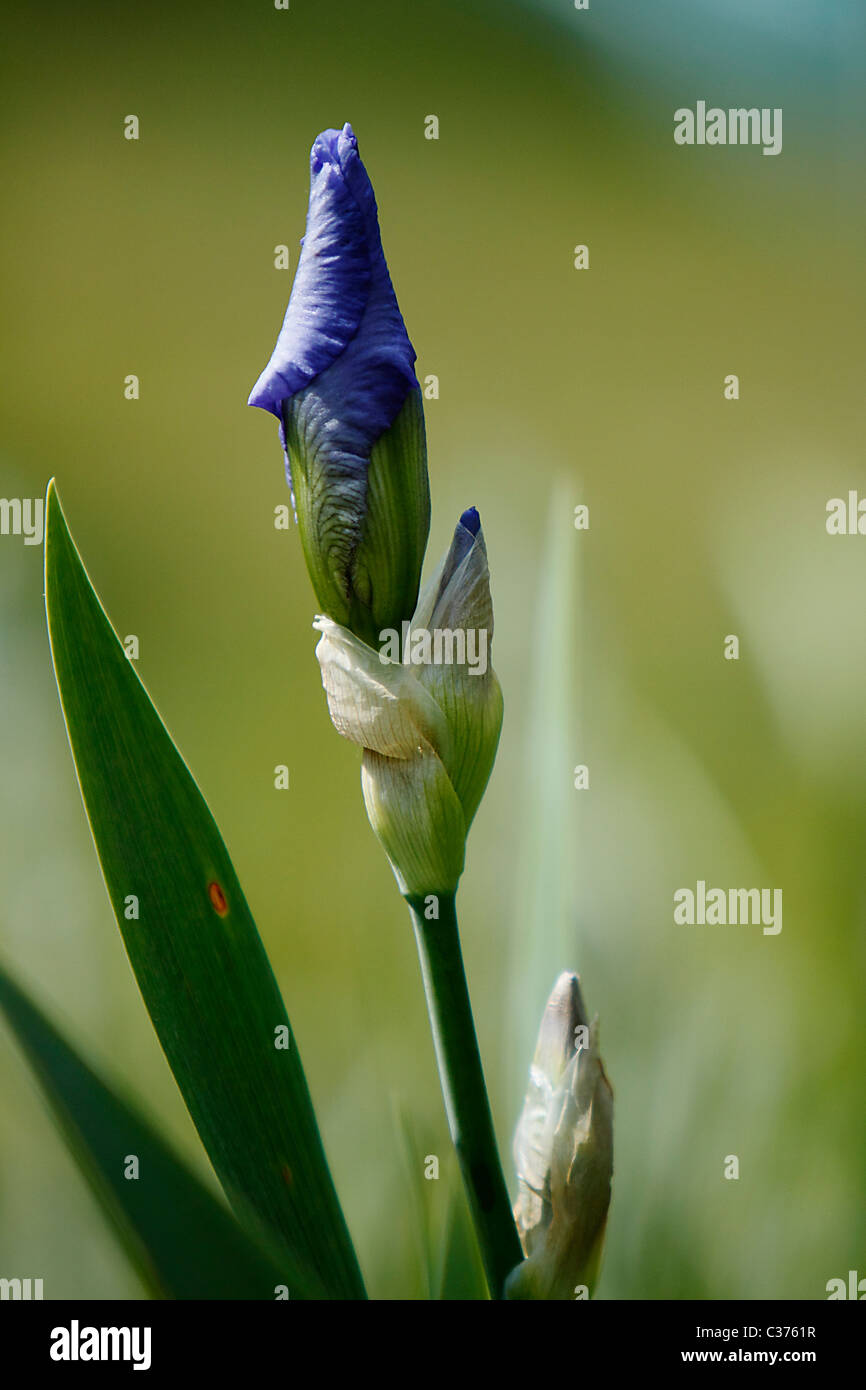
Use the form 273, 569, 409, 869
506, 972, 614, 1301
249, 123, 430, 647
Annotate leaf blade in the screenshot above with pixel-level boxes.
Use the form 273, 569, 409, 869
44, 481, 364, 1299
506, 480, 583, 1111
0, 961, 324, 1299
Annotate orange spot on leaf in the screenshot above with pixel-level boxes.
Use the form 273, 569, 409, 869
208, 881, 229, 916
281, 1164, 294, 1188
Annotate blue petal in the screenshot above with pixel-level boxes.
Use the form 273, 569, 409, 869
248, 124, 417, 470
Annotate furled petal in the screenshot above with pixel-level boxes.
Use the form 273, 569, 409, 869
249, 125, 429, 645
289, 383, 429, 645
248, 123, 416, 436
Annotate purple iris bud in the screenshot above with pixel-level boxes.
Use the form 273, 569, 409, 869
249, 124, 430, 646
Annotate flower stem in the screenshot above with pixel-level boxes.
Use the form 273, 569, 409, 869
406, 892, 523, 1299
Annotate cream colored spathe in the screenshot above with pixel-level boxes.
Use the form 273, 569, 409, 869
314, 508, 502, 897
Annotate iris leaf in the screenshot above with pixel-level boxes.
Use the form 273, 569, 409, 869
435, 1174, 489, 1301
505, 480, 582, 1112
392, 1100, 488, 1300
43, 481, 365, 1300
0, 962, 323, 1299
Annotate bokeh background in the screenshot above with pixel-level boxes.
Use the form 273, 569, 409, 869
1, 0, 864, 1299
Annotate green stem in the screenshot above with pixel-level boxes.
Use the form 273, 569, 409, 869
406, 892, 524, 1299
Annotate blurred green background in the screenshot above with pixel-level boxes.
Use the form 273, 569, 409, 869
1, 0, 864, 1298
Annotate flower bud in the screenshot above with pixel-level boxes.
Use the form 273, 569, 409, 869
506, 972, 613, 1301
314, 508, 502, 896
249, 123, 430, 647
